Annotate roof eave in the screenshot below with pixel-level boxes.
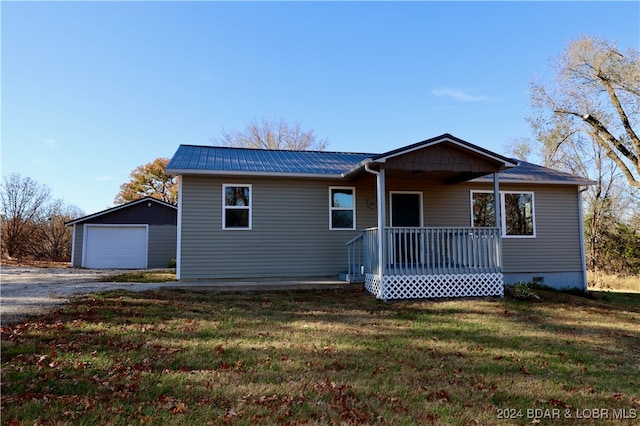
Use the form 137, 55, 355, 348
471, 177, 597, 186
167, 169, 347, 179
65, 196, 177, 226
341, 158, 375, 178
373, 134, 518, 168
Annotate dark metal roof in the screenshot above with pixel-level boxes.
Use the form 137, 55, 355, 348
65, 197, 177, 226
166, 145, 373, 176
167, 139, 593, 186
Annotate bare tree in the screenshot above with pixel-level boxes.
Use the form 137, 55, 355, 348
31, 200, 84, 261
0, 174, 52, 258
529, 36, 640, 273
1, 174, 84, 261
115, 158, 178, 205
215, 117, 329, 151
503, 137, 535, 162
530, 36, 640, 188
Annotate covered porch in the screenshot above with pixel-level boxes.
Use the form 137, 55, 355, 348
343, 134, 516, 300
346, 226, 503, 299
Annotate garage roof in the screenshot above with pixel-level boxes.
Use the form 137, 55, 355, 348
65, 197, 177, 226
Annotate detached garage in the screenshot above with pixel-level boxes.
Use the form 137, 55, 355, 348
66, 197, 177, 269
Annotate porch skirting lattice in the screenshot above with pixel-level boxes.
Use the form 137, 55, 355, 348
365, 273, 504, 300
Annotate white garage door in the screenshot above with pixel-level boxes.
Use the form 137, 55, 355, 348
84, 225, 148, 269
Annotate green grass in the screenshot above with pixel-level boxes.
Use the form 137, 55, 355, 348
98, 269, 177, 283
2, 288, 639, 425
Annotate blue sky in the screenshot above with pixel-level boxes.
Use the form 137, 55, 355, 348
2, 1, 639, 214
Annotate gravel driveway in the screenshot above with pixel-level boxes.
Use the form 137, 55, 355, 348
1, 267, 166, 325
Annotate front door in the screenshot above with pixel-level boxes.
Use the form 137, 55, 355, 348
390, 192, 423, 267
390, 192, 422, 227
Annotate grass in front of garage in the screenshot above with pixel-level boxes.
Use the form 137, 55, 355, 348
99, 269, 177, 283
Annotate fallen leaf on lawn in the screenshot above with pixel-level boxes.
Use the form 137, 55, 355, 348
170, 402, 186, 414
435, 389, 450, 403
550, 398, 570, 408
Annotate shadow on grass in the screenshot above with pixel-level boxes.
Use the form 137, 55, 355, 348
2, 287, 639, 425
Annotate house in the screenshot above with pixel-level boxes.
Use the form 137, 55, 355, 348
66, 197, 177, 269
166, 133, 593, 299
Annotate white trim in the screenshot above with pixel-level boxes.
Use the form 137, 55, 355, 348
176, 176, 183, 279
470, 190, 536, 238
82, 224, 149, 269
389, 191, 424, 227
329, 186, 356, 230
364, 164, 385, 278
578, 187, 588, 291
222, 184, 252, 230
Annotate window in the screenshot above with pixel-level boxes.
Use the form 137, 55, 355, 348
503, 193, 534, 236
329, 187, 356, 230
471, 191, 535, 237
223, 184, 251, 229
472, 192, 496, 227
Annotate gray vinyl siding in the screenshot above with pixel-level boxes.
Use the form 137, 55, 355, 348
466, 183, 583, 273
179, 175, 377, 279
385, 178, 470, 227
148, 225, 178, 268
501, 185, 582, 273
71, 224, 83, 267
179, 174, 584, 279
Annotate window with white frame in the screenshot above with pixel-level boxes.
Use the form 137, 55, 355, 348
472, 192, 496, 228
329, 187, 356, 230
471, 191, 535, 237
223, 184, 252, 229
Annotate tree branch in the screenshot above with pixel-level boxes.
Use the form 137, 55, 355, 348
598, 75, 640, 156
554, 109, 639, 187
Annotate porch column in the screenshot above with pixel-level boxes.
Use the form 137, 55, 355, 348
377, 168, 386, 277
493, 172, 501, 231
493, 172, 504, 289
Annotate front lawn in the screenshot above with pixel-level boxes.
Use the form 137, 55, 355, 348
2, 288, 638, 425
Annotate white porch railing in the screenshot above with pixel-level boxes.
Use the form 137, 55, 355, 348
345, 233, 364, 283
384, 227, 502, 275
347, 227, 502, 279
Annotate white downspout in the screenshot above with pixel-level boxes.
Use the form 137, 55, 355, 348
578, 186, 589, 291
493, 172, 501, 234
175, 176, 183, 280
365, 163, 386, 298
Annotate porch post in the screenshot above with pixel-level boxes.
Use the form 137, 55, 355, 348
493, 172, 504, 296
493, 172, 501, 231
